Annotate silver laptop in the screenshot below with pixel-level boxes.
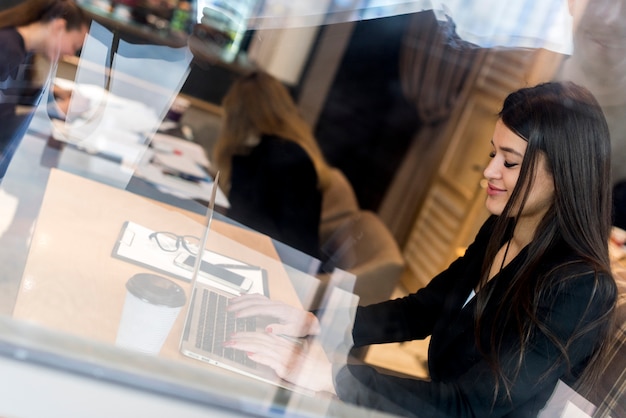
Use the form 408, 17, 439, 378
178, 173, 311, 393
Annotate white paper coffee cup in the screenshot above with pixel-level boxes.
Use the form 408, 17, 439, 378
115, 273, 186, 355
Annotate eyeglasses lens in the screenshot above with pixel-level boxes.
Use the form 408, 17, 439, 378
182, 236, 200, 255
154, 232, 179, 251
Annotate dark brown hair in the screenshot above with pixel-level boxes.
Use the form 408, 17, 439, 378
0, 0, 88, 30
38, 0, 88, 31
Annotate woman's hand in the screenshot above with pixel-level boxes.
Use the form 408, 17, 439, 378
52, 85, 90, 117
227, 293, 320, 337
224, 330, 336, 394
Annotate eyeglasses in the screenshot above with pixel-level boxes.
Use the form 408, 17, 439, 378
149, 231, 201, 255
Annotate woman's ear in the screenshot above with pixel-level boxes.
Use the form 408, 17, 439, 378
48, 17, 68, 35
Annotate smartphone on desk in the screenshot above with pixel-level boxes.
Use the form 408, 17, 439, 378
174, 253, 254, 292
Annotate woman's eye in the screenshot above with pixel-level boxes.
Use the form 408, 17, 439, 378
489, 151, 518, 168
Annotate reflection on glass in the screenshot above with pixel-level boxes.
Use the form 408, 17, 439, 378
50, 20, 192, 189
2, 1, 626, 417
195, 0, 258, 61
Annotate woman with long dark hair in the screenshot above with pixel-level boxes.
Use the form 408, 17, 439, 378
224, 81, 617, 417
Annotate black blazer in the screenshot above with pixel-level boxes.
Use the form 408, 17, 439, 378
227, 134, 322, 258
1, 28, 41, 178
335, 216, 615, 417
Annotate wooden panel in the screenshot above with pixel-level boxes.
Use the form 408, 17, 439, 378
476, 49, 538, 100
403, 181, 466, 291
438, 97, 498, 199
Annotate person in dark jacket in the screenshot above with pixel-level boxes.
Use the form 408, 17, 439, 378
0, 0, 88, 178
224, 81, 617, 417
212, 70, 332, 258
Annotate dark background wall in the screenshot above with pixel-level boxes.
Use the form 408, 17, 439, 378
1, 0, 25, 8
313, 13, 420, 211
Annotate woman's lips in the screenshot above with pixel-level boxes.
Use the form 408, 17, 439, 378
486, 184, 505, 196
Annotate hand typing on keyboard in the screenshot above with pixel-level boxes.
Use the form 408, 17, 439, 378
225, 294, 335, 393
227, 294, 320, 337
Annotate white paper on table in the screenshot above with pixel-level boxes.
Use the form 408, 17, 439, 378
52, 122, 149, 168
152, 153, 208, 179
53, 78, 161, 137
150, 133, 211, 168
134, 164, 230, 208
113, 221, 265, 295
85, 135, 148, 167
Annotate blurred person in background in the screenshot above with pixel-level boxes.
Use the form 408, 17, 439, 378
0, 0, 89, 179
212, 70, 332, 259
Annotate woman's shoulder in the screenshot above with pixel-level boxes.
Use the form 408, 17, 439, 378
258, 134, 305, 151
0, 27, 19, 37
542, 241, 608, 273
256, 134, 312, 164
0, 27, 24, 50
0, 28, 26, 73
539, 246, 616, 302
472, 215, 499, 243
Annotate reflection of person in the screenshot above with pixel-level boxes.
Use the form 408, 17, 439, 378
225, 82, 617, 417
213, 71, 332, 258
0, 0, 89, 178
555, 0, 626, 227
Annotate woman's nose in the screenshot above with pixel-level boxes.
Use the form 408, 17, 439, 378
483, 158, 500, 180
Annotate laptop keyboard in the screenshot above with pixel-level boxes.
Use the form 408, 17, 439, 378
196, 289, 257, 368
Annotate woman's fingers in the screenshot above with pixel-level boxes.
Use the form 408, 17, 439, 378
227, 332, 299, 356
229, 293, 271, 306
225, 331, 335, 393
227, 294, 319, 337
226, 332, 303, 377
228, 294, 282, 316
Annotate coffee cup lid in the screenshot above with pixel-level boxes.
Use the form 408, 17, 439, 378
126, 273, 186, 308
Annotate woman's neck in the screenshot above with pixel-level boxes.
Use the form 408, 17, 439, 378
486, 216, 542, 283
16, 22, 45, 54
510, 219, 537, 251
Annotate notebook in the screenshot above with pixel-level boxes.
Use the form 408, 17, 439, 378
177, 172, 312, 394
111, 220, 268, 294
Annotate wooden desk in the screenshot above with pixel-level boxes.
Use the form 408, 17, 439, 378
12, 169, 302, 363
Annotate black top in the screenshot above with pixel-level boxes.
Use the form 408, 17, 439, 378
227, 134, 322, 258
335, 216, 615, 417
0, 27, 44, 179
0, 28, 28, 79
0, 27, 40, 118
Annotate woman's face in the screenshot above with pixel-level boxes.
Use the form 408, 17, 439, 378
42, 19, 87, 62
483, 120, 555, 223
